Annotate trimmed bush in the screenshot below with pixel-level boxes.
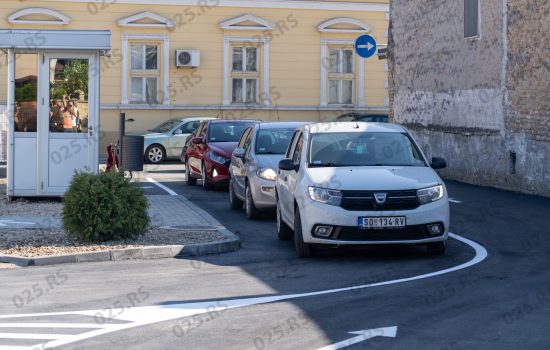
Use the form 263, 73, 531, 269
63, 171, 149, 242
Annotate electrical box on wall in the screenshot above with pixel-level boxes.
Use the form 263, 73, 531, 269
176, 50, 200, 67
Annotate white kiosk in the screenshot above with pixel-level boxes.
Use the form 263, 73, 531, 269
0, 29, 111, 197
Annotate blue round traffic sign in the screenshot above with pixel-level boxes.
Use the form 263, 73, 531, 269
355, 34, 377, 58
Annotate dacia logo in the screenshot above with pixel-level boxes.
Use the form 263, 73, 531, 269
374, 192, 387, 204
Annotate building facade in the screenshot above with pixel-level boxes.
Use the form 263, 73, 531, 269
0, 0, 390, 156
389, 0, 549, 196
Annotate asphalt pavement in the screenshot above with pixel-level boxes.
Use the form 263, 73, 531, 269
0, 163, 549, 350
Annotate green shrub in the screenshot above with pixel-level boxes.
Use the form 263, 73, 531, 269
63, 171, 149, 242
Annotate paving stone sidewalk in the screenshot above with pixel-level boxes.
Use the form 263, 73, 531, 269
147, 195, 225, 230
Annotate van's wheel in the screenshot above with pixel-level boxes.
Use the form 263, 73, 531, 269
427, 241, 446, 255
185, 161, 196, 186
201, 162, 212, 191
294, 208, 315, 258
276, 199, 293, 241
145, 144, 165, 164
229, 178, 243, 210
245, 182, 260, 220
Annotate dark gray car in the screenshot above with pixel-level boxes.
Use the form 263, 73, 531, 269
229, 121, 309, 219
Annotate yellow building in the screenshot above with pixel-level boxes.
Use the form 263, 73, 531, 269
0, 0, 389, 153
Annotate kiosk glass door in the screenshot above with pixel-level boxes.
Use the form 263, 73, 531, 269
38, 53, 97, 194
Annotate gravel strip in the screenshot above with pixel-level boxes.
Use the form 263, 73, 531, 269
0, 263, 17, 269
0, 228, 226, 258
0, 181, 63, 217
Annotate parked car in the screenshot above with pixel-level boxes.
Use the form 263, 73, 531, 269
185, 119, 259, 190
276, 122, 449, 258
134, 117, 215, 164
229, 122, 309, 219
334, 113, 388, 123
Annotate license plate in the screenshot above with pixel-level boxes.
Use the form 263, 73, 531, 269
358, 217, 406, 229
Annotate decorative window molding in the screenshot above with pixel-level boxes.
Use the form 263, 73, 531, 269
8, 8, 70, 25
318, 18, 371, 33
219, 14, 275, 31
121, 34, 170, 105
223, 36, 270, 106
118, 11, 174, 28
320, 39, 365, 107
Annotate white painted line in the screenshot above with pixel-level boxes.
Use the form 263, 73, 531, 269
0, 233, 487, 349
145, 177, 178, 196
0, 333, 69, 340
0, 323, 105, 329
449, 198, 462, 203
317, 326, 397, 350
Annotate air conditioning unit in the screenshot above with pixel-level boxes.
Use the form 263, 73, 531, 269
176, 50, 200, 67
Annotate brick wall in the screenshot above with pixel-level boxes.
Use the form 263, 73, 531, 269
505, 0, 550, 143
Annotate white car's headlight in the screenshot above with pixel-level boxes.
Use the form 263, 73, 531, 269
417, 185, 444, 205
207, 151, 229, 164
257, 168, 277, 181
308, 187, 343, 206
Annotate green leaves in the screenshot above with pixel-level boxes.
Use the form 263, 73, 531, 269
62, 171, 149, 242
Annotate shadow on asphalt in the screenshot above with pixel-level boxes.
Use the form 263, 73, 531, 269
138, 163, 550, 348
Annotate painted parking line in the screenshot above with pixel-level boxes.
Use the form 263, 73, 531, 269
449, 198, 462, 204
146, 177, 178, 196
0, 233, 487, 350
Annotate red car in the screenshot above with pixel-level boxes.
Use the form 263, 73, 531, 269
185, 119, 258, 190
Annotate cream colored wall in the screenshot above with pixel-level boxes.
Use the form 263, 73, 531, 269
0, 0, 389, 149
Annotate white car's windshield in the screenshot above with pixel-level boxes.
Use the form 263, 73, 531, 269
308, 132, 427, 167
255, 128, 296, 155
150, 119, 181, 133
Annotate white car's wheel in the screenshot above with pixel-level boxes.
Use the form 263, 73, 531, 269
294, 208, 315, 258
276, 199, 293, 241
145, 145, 165, 164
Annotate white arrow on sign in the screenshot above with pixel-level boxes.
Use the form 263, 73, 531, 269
316, 326, 397, 350
357, 43, 374, 51
0, 219, 36, 227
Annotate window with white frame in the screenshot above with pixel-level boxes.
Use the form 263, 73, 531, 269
328, 47, 355, 105
231, 46, 259, 104
130, 44, 159, 104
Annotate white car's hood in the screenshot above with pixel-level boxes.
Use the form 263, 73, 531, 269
306, 166, 440, 191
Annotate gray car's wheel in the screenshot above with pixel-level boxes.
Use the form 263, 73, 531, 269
294, 208, 315, 258
185, 161, 196, 186
276, 199, 293, 241
427, 241, 446, 255
229, 178, 243, 210
145, 144, 166, 164
245, 182, 260, 220
201, 162, 212, 191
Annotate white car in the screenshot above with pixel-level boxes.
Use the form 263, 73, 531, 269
275, 122, 449, 258
132, 117, 215, 164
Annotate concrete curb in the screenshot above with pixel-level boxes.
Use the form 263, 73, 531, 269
0, 229, 240, 268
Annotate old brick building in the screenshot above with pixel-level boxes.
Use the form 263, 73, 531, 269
389, 0, 549, 196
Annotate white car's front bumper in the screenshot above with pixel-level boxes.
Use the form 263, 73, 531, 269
298, 197, 449, 245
